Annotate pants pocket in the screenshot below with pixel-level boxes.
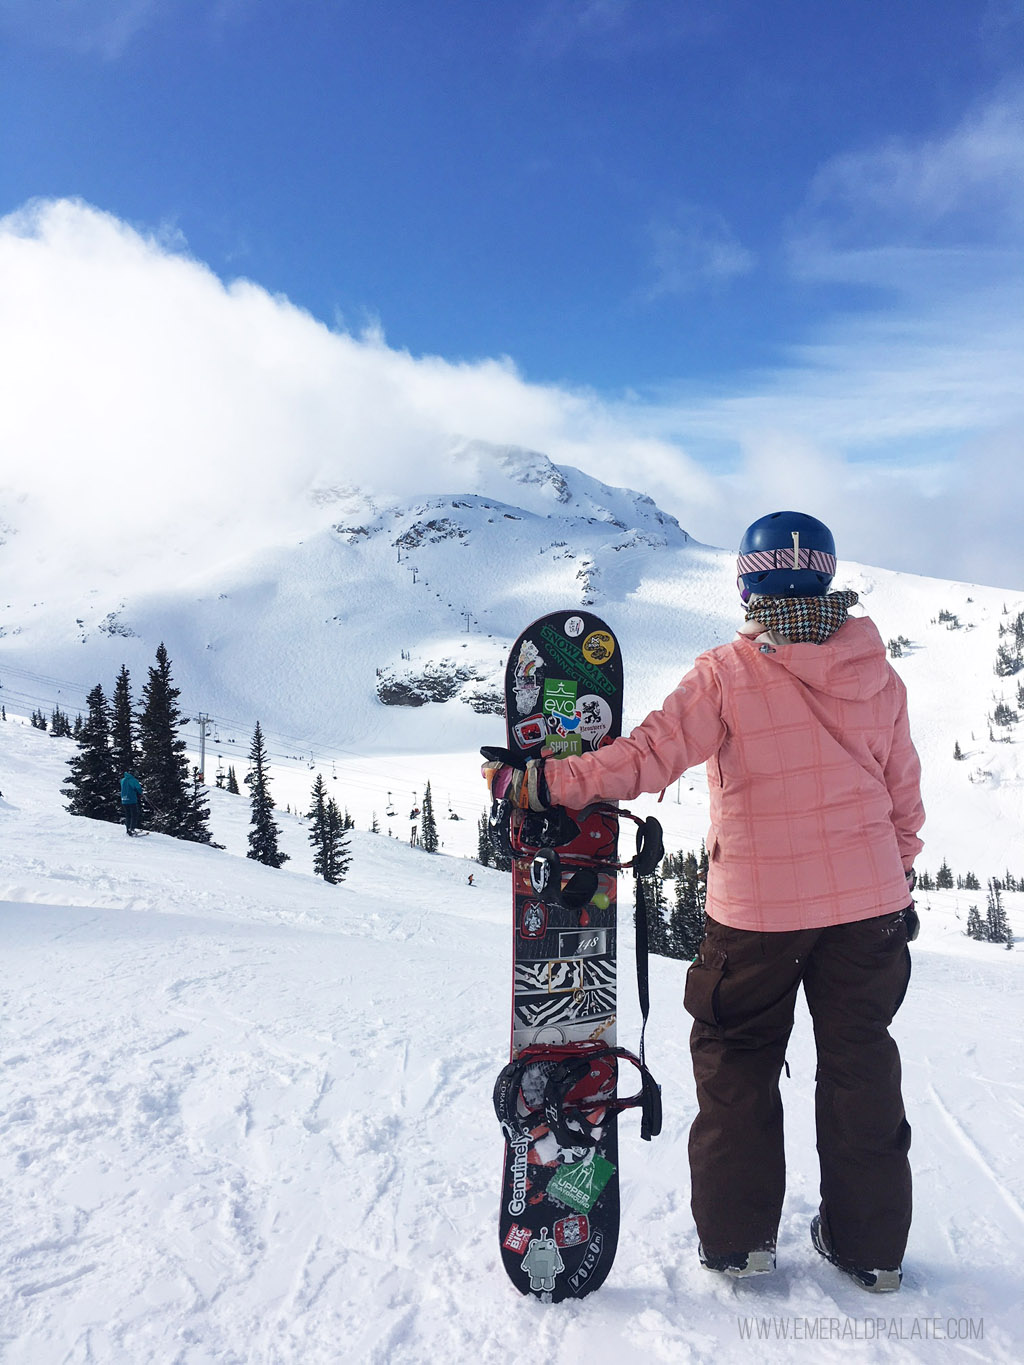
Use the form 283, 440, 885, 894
684, 948, 727, 1027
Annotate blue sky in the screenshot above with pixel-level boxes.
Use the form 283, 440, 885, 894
2, 1, 1024, 585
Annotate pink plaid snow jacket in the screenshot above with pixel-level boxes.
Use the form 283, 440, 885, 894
545, 615, 924, 932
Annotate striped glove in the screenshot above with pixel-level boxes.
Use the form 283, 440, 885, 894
481, 747, 551, 812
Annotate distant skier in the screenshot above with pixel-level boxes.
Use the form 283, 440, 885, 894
485, 511, 924, 1293
120, 770, 144, 836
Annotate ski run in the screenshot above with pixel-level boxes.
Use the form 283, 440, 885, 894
2, 718, 1023, 1364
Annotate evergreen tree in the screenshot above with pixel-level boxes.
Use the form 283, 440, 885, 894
307, 774, 331, 877
963, 870, 980, 890
245, 721, 288, 868
110, 665, 138, 774
421, 780, 439, 853
953, 740, 964, 760
640, 870, 670, 955
986, 879, 1011, 946
966, 906, 985, 941
50, 706, 73, 738
477, 810, 492, 867
370, 811, 380, 834
936, 859, 954, 889
181, 766, 216, 845
917, 869, 934, 891
323, 796, 352, 884
226, 765, 240, 795
136, 644, 194, 837
669, 850, 706, 960
62, 684, 120, 822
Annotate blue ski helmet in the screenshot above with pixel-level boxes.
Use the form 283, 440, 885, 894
737, 511, 836, 600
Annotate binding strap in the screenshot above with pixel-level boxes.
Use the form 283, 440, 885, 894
494, 1042, 662, 1148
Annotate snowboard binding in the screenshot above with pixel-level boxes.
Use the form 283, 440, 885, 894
494, 1041, 663, 1149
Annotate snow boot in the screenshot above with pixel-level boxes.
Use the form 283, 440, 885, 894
698, 1243, 776, 1278
810, 1214, 902, 1293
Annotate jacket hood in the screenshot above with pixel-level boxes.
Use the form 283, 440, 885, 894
742, 615, 892, 701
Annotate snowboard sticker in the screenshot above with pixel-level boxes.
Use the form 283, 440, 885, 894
495, 610, 624, 1302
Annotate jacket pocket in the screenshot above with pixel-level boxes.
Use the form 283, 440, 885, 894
684, 944, 727, 1027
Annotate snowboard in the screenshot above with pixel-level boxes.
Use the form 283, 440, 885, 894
494, 610, 625, 1302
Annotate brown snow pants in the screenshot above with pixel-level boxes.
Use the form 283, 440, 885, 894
684, 910, 913, 1269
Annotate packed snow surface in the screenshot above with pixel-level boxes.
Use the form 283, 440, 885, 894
2, 720, 1023, 1363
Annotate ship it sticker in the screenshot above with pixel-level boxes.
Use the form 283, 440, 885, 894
547, 1154, 616, 1215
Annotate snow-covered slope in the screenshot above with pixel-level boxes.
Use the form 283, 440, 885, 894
2, 441, 1022, 879
2, 719, 1023, 1363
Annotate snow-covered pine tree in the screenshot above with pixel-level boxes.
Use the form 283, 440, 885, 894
477, 810, 492, 867
307, 774, 330, 877
182, 766, 216, 845
421, 780, 438, 853
136, 644, 201, 838
966, 906, 985, 941
370, 811, 380, 834
669, 850, 706, 960
639, 869, 669, 956
62, 683, 120, 822
49, 707, 73, 738
245, 721, 288, 868
226, 765, 240, 795
323, 797, 352, 884
953, 740, 964, 760
110, 665, 138, 774
986, 879, 1011, 946
936, 859, 954, 889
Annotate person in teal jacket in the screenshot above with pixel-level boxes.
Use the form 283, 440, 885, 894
120, 771, 144, 835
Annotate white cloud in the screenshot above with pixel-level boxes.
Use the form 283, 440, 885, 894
644, 205, 755, 299
0, 198, 718, 598
792, 87, 1024, 273
1, 194, 1022, 601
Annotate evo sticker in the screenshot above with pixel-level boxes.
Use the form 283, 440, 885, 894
543, 678, 577, 717
547, 1154, 616, 1214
